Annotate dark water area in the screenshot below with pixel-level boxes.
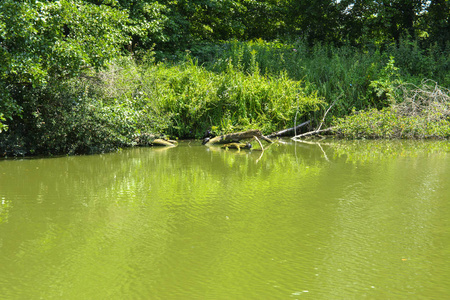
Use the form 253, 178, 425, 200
1, 140, 449, 299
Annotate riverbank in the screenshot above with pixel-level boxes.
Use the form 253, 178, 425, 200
1, 40, 449, 157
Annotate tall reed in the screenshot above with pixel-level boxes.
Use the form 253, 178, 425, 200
200, 39, 450, 123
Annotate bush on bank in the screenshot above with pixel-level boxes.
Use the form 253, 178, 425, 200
146, 55, 324, 138
198, 39, 450, 117
0, 73, 169, 156
333, 81, 450, 139
333, 108, 450, 139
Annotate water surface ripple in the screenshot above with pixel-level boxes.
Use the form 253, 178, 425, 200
0, 140, 449, 299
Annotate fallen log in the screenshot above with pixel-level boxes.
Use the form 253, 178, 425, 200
221, 143, 252, 151
151, 139, 178, 147
204, 129, 273, 145
267, 120, 311, 138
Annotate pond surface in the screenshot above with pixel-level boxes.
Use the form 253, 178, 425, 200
0, 140, 449, 299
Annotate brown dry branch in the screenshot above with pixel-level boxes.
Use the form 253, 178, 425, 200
395, 80, 450, 121
292, 127, 335, 139
267, 120, 311, 138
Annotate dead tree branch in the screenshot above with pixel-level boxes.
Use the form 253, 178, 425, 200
292, 97, 338, 140
267, 120, 311, 138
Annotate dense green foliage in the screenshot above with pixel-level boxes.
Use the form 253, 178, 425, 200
1, 0, 449, 155
0, 56, 324, 156
147, 56, 324, 137
0, 0, 129, 124
203, 39, 449, 113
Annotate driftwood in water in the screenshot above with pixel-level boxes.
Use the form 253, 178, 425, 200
221, 143, 252, 151
151, 139, 178, 147
267, 120, 311, 138
204, 129, 273, 146
134, 133, 178, 147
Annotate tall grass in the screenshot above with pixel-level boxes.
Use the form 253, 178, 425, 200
199, 39, 450, 121
138, 55, 324, 137
205, 40, 384, 118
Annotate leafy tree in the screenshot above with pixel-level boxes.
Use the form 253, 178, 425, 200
376, 0, 427, 43
285, 0, 343, 45
338, 0, 430, 46
425, 0, 450, 48
240, 0, 285, 40
85, 0, 169, 50
156, 0, 248, 50
0, 0, 129, 126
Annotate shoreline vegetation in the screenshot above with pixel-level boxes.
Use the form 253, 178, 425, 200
1, 1, 449, 157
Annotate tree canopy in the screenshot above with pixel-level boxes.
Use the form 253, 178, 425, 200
0, 0, 129, 127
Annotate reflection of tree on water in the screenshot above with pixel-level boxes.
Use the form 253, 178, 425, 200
328, 139, 450, 163
0, 196, 11, 224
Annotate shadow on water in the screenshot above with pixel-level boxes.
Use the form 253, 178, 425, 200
0, 139, 449, 299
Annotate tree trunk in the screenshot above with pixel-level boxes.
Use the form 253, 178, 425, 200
267, 120, 311, 138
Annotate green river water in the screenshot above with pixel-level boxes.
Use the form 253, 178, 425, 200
0, 140, 449, 299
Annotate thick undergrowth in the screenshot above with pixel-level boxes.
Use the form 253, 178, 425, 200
0, 54, 324, 156
333, 81, 450, 139
1, 39, 449, 157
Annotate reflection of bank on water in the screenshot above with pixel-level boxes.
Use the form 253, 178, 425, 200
0, 140, 449, 299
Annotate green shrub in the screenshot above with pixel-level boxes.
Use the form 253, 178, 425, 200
139, 56, 324, 138
334, 108, 450, 139
366, 56, 403, 108
202, 40, 390, 119
0, 63, 169, 156
191, 39, 450, 122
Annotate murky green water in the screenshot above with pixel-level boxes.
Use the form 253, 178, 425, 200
1, 140, 449, 299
